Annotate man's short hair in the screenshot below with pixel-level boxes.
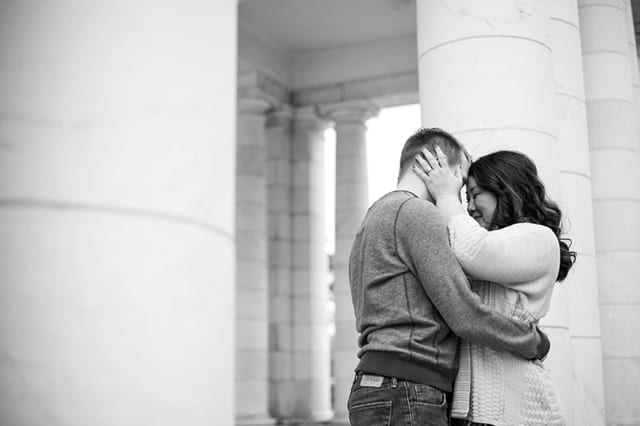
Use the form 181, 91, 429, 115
397, 128, 470, 182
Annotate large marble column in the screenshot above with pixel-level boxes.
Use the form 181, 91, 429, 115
236, 96, 274, 426
321, 101, 378, 425
266, 106, 295, 421
0, 2, 237, 425
551, 1, 606, 423
416, 0, 574, 414
624, 0, 640, 150
289, 106, 333, 423
579, 1, 640, 423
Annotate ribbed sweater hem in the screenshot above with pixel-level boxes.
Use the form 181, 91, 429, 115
356, 351, 455, 392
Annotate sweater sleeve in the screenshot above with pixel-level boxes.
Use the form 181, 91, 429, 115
447, 215, 560, 286
396, 200, 549, 360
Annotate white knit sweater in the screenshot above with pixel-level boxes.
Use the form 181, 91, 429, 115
447, 214, 566, 426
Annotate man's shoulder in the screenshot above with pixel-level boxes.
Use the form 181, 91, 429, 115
375, 191, 434, 211
394, 197, 441, 222
370, 192, 443, 230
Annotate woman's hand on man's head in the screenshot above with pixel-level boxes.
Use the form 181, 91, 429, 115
413, 145, 464, 202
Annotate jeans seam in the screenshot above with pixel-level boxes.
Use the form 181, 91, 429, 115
403, 382, 413, 426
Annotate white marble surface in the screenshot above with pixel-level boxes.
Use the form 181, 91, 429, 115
266, 113, 294, 421
557, 97, 591, 178
559, 174, 597, 254
236, 99, 271, 424
579, 2, 628, 54
567, 256, 602, 337
541, 327, 574, 425
596, 252, 640, 305
417, 0, 551, 53
288, 108, 332, 421
0, 3, 237, 231
602, 357, 640, 424
0, 2, 237, 425
419, 39, 555, 135
553, 6, 607, 418
592, 200, 640, 251
585, 99, 638, 149
590, 150, 640, 200
580, 1, 640, 422
570, 338, 606, 425
0, 210, 235, 425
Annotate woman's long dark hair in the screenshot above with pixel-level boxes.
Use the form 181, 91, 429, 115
468, 150, 576, 282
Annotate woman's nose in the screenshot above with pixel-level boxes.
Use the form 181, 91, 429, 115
467, 199, 475, 214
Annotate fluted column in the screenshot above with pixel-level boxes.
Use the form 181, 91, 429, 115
266, 106, 295, 421
236, 97, 274, 426
0, 2, 237, 425
321, 101, 378, 425
290, 106, 333, 423
551, 1, 606, 423
579, 1, 640, 424
417, 0, 573, 414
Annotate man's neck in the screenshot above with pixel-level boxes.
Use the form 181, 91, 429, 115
396, 174, 434, 203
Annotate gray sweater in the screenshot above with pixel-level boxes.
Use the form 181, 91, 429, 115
349, 190, 549, 392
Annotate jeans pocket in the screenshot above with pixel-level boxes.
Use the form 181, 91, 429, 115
349, 400, 392, 426
413, 383, 446, 406
409, 383, 448, 426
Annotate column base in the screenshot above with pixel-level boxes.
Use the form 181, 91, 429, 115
325, 414, 349, 426
236, 415, 276, 426
285, 409, 334, 425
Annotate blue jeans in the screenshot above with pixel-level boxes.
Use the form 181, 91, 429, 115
347, 372, 450, 426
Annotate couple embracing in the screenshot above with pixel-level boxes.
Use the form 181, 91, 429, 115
347, 128, 575, 426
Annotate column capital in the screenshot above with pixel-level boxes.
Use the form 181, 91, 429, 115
237, 67, 288, 115
293, 106, 331, 133
319, 99, 380, 125
237, 97, 272, 115
266, 104, 293, 128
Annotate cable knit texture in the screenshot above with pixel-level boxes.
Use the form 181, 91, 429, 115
447, 215, 566, 426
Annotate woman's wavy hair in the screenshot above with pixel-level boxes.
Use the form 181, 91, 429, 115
468, 150, 576, 282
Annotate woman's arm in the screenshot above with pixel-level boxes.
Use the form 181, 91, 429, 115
413, 147, 559, 287
448, 215, 559, 286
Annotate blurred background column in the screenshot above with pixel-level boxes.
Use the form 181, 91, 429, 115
551, 1, 606, 424
416, 0, 574, 416
0, 1, 237, 425
290, 106, 333, 423
321, 100, 378, 425
579, 0, 640, 423
266, 106, 295, 421
236, 90, 274, 425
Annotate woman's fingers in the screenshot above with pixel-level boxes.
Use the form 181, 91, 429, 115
435, 145, 449, 169
414, 155, 432, 178
421, 147, 438, 168
412, 163, 429, 182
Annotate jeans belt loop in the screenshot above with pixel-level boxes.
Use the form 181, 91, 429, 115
391, 377, 398, 388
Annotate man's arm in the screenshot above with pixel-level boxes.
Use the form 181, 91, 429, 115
398, 199, 549, 360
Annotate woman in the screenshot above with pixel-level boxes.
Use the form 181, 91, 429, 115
414, 148, 575, 426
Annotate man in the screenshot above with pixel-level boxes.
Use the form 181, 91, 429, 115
347, 128, 549, 425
